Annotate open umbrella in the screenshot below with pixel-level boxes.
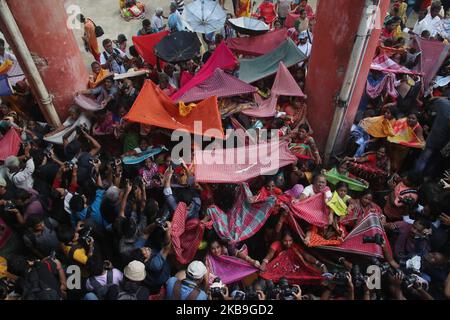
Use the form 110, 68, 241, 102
227, 17, 269, 36
182, 0, 226, 34
154, 31, 202, 63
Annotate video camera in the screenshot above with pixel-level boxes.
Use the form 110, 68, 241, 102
155, 209, 171, 229
266, 278, 299, 300
210, 277, 226, 299
65, 158, 78, 171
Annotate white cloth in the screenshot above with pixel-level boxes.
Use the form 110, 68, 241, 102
301, 184, 333, 200
413, 14, 441, 37
151, 15, 164, 31
6, 158, 35, 190
297, 42, 312, 68
44, 113, 92, 145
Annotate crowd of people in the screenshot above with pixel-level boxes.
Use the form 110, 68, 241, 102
0, 0, 450, 301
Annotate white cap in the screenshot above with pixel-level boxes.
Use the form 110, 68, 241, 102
186, 261, 207, 280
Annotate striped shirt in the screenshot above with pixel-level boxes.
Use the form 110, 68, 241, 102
176, 0, 184, 13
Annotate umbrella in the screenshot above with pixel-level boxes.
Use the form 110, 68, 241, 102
154, 31, 202, 63
182, 0, 226, 34
227, 17, 269, 36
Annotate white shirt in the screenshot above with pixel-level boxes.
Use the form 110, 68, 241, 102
151, 15, 164, 31
6, 158, 35, 190
301, 184, 333, 201
0, 51, 25, 85
100, 48, 127, 74
413, 14, 441, 37
297, 42, 312, 67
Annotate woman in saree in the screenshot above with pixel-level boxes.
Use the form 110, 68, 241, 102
88, 61, 111, 89
255, 0, 277, 26
260, 229, 326, 280
387, 112, 425, 173
344, 146, 391, 190
340, 189, 382, 231
287, 123, 322, 165
233, 0, 251, 18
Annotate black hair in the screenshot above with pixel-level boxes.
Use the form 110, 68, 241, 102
415, 218, 431, 229
281, 228, 294, 240
122, 218, 137, 239
144, 198, 159, 223
129, 45, 139, 58
30, 149, 45, 167
0, 38, 5, 47
142, 19, 151, 27
25, 214, 44, 229
335, 181, 349, 191
360, 189, 374, 198
130, 248, 146, 263
7, 255, 28, 277
87, 255, 105, 276
404, 171, 423, 187
69, 194, 85, 213
91, 61, 100, 68
298, 123, 310, 132
78, 14, 86, 23
56, 225, 76, 244
102, 38, 112, 47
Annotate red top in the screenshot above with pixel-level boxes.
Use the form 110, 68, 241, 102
270, 241, 303, 259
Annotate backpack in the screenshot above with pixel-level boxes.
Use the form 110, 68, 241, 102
117, 287, 142, 300
88, 18, 104, 37
22, 261, 61, 300
172, 280, 201, 300
88, 269, 114, 300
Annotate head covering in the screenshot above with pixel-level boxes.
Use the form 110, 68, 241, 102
156, 7, 163, 14
186, 261, 207, 280
105, 186, 121, 203
0, 177, 7, 187
4, 155, 19, 169
124, 260, 146, 282
298, 31, 308, 40
285, 184, 304, 199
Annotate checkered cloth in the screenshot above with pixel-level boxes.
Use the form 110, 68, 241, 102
370, 53, 421, 75
194, 140, 298, 183
177, 69, 256, 103
207, 183, 276, 243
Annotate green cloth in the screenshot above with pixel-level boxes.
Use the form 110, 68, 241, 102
238, 39, 307, 84
325, 167, 368, 192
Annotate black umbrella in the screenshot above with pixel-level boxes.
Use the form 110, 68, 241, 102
154, 31, 202, 63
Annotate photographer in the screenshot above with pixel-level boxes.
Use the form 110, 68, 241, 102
22, 214, 60, 259
100, 38, 127, 74
165, 261, 208, 300
56, 224, 95, 266
321, 272, 354, 300
5, 143, 34, 191
85, 256, 123, 300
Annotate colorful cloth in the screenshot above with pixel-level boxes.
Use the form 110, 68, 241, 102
326, 192, 350, 217
194, 140, 298, 183
256, 2, 277, 25
238, 39, 306, 84
234, 0, 251, 17
176, 69, 256, 103
307, 225, 343, 247
171, 202, 213, 265
132, 31, 170, 66
341, 199, 382, 228
122, 146, 168, 165
359, 115, 395, 138
366, 73, 398, 99
0, 60, 13, 75
205, 254, 258, 285
0, 128, 21, 161
226, 28, 288, 56
370, 53, 421, 75
207, 183, 276, 243
124, 80, 224, 139
260, 247, 323, 284
387, 118, 425, 149
324, 167, 368, 192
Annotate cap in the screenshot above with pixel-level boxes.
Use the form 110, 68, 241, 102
4, 156, 20, 169
0, 177, 7, 187
298, 31, 308, 40
124, 260, 146, 282
186, 261, 207, 280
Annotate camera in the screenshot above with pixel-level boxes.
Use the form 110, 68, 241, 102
4, 201, 16, 211
331, 271, 348, 287
89, 155, 100, 166
155, 209, 171, 229
110, 158, 122, 172
78, 226, 93, 247
210, 278, 225, 299
362, 233, 384, 246
65, 158, 78, 170
276, 277, 299, 301
232, 290, 246, 300
244, 287, 260, 300
370, 258, 392, 275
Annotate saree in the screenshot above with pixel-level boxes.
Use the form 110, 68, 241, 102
205, 254, 258, 285
347, 154, 389, 184
234, 0, 251, 18
340, 199, 382, 229
359, 115, 395, 138
260, 247, 323, 284
325, 167, 369, 192
307, 225, 343, 247
387, 118, 425, 149
257, 2, 277, 25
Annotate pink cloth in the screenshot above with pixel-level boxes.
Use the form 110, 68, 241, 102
225, 28, 288, 56
243, 61, 305, 118
288, 193, 329, 229
366, 73, 398, 99
0, 128, 21, 161
177, 69, 256, 103
205, 254, 258, 284
284, 184, 304, 199
370, 53, 421, 75
194, 140, 297, 183
171, 42, 238, 102
75, 94, 103, 111
415, 37, 450, 89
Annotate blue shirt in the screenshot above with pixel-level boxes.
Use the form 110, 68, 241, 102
143, 251, 171, 292
72, 190, 110, 229
165, 277, 207, 300
168, 11, 184, 32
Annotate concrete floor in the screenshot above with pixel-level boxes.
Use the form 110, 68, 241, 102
64, 0, 317, 66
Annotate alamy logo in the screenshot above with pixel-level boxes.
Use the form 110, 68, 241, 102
366, 265, 382, 290
66, 4, 82, 30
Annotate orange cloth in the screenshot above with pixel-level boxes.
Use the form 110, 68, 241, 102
387, 118, 425, 149
88, 69, 111, 88
124, 80, 224, 139
85, 19, 100, 56
0, 60, 13, 75
235, 0, 251, 17
359, 115, 395, 138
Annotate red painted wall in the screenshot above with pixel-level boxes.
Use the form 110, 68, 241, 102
305, 0, 367, 151
4, 0, 89, 120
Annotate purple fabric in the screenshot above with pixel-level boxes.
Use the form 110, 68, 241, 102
285, 184, 304, 198
366, 73, 398, 99
206, 254, 258, 284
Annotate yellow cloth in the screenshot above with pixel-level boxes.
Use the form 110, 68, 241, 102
236, 0, 251, 17
179, 101, 198, 117
63, 245, 88, 265
387, 118, 425, 149
0, 59, 13, 75
359, 115, 395, 138
88, 69, 111, 88
326, 192, 351, 217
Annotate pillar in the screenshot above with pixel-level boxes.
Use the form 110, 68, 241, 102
1, 0, 89, 121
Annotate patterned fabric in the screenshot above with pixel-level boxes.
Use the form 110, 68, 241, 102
366, 73, 398, 99
122, 146, 168, 165
307, 225, 343, 247
287, 193, 329, 229
171, 202, 213, 265
207, 183, 276, 243
205, 254, 258, 285
177, 69, 257, 103
194, 140, 298, 183
260, 247, 323, 284
387, 118, 425, 149
340, 199, 382, 228
370, 53, 421, 75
